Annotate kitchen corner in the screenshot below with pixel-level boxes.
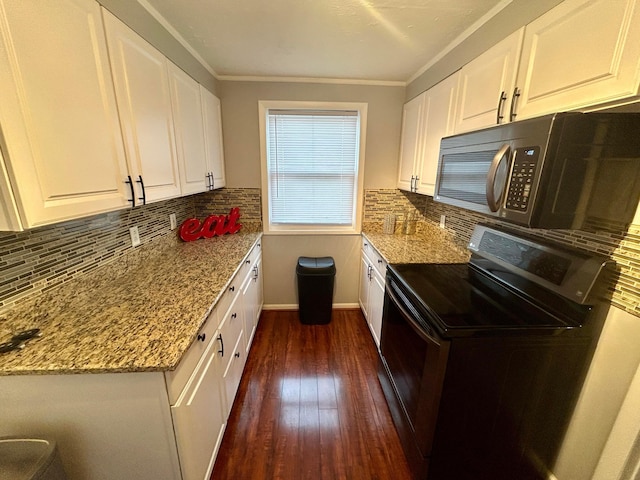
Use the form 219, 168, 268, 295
362, 222, 470, 265
0, 223, 262, 375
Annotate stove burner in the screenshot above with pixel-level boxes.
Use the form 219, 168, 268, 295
0, 328, 42, 354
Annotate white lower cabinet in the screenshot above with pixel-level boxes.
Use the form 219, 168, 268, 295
168, 238, 262, 479
171, 329, 226, 480
359, 237, 387, 347
241, 246, 263, 353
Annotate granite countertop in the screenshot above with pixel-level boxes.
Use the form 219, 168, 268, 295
362, 223, 470, 265
0, 230, 262, 376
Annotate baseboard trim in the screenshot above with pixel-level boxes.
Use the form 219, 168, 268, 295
263, 303, 360, 311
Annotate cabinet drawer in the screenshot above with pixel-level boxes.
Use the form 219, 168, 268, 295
362, 237, 387, 278
221, 331, 246, 413
238, 239, 262, 282
217, 275, 242, 319
362, 236, 373, 257
219, 292, 244, 355
165, 306, 219, 405
370, 248, 387, 278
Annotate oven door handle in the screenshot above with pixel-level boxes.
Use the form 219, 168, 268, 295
386, 283, 442, 345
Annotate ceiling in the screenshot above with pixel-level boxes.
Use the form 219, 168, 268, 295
139, 0, 509, 84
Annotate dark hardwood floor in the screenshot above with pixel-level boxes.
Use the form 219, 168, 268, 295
211, 309, 413, 480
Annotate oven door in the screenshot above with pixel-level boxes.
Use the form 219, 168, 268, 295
379, 276, 450, 458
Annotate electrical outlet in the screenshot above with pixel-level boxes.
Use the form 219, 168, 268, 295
129, 226, 141, 247
439, 214, 446, 229
169, 213, 177, 230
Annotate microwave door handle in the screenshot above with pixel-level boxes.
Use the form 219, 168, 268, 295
486, 144, 511, 212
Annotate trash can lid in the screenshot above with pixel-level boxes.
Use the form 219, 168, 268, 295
296, 256, 336, 275
0, 437, 57, 480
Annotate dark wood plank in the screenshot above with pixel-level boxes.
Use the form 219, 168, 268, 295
211, 309, 412, 480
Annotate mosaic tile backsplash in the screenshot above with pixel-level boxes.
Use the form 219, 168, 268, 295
0, 188, 261, 310
364, 189, 640, 319
2, 186, 638, 319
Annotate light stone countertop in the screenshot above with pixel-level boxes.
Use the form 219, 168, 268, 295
362, 222, 471, 265
0, 230, 262, 375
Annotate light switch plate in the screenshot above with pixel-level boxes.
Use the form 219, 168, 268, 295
129, 226, 141, 247
169, 213, 177, 230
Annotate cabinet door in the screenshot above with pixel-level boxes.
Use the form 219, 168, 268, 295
171, 332, 226, 480
359, 254, 371, 319
102, 10, 181, 205
242, 253, 262, 352
0, 0, 130, 230
200, 86, 226, 190
369, 268, 385, 348
515, 0, 640, 119
169, 63, 208, 196
454, 28, 523, 133
417, 72, 459, 196
397, 93, 425, 192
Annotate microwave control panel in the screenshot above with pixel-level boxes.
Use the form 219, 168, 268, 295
505, 146, 540, 212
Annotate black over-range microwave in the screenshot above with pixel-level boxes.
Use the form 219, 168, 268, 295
434, 112, 640, 230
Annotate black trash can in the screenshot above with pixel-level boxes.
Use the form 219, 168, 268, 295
0, 436, 69, 480
296, 256, 336, 324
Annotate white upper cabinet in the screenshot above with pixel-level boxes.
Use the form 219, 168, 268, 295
417, 72, 459, 196
0, 0, 131, 230
102, 9, 181, 205
398, 73, 459, 196
515, 0, 640, 119
454, 28, 524, 133
397, 93, 425, 193
168, 63, 210, 196
200, 86, 226, 190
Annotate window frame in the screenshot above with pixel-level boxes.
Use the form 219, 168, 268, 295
258, 100, 368, 235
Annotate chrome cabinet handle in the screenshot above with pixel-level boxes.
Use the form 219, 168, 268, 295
210, 172, 214, 190
125, 176, 135, 207
509, 87, 521, 122
486, 144, 511, 212
496, 91, 507, 124
410, 175, 415, 192
414, 176, 419, 192
136, 175, 146, 205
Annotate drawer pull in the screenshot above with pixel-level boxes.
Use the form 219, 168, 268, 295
229, 286, 235, 292
197, 333, 206, 342
245, 259, 251, 264
217, 333, 224, 357
232, 312, 237, 319
378, 259, 383, 264
234, 352, 240, 358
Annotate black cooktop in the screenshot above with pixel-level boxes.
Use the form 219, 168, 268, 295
387, 262, 591, 338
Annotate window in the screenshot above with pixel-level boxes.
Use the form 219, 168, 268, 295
259, 101, 367, 234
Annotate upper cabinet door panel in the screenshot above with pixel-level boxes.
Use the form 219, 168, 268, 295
169, 64, 208, 196
516, 0, 640, 119
102, 9, 181, 204
417, 72, 459, 196
200, 86, 226, 190
0, 0, 130, 228
397, 93, 424, 192
454, 28, 524, 133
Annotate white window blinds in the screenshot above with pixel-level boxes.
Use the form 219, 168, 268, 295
266, 109, 360, 226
